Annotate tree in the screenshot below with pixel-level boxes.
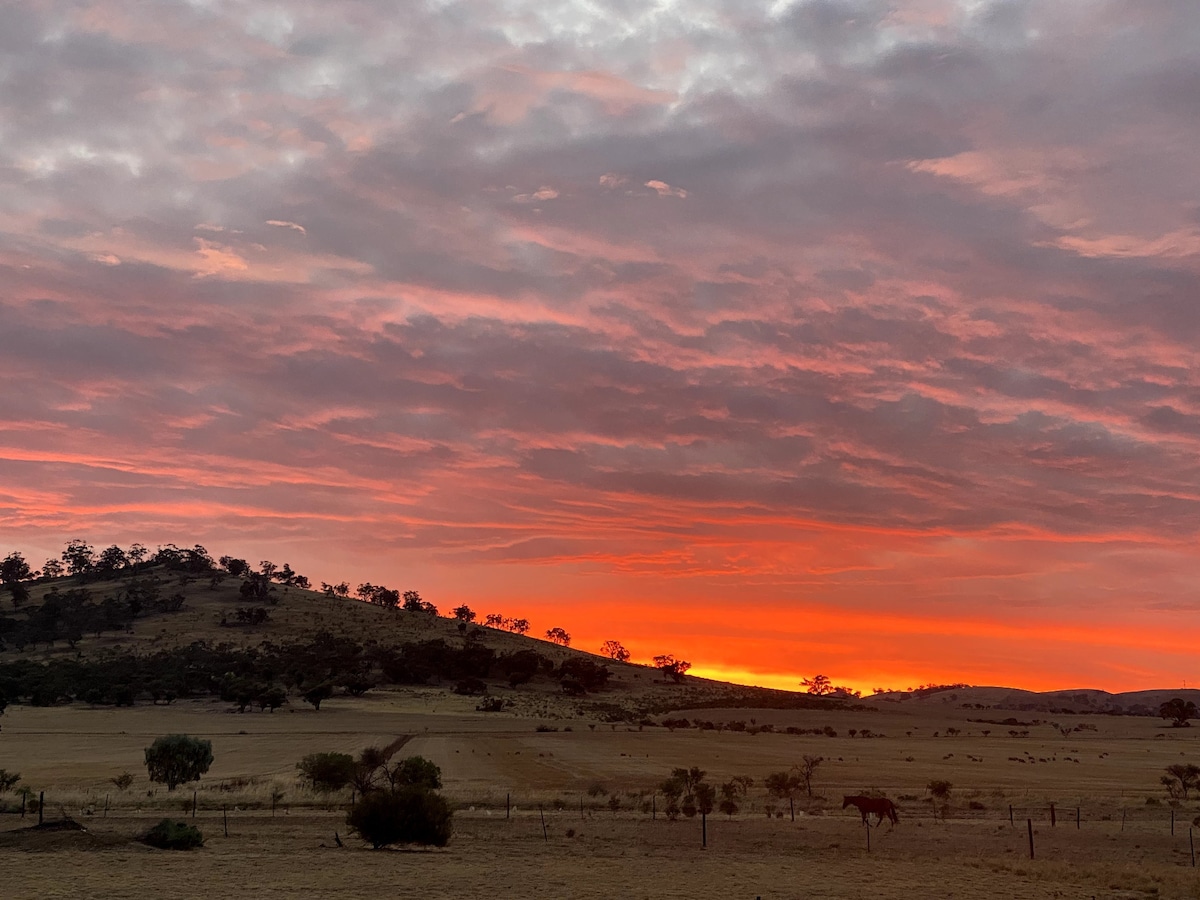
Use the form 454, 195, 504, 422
545, 627, 571, 647
219, 556, 249, 577
302, 682, 334, 711
801, 674, 833, 695
452, 605, 476, 623
41, 557, 64, 579
95, 545, 129, 574
0, 769, 20, 793
653, 654, 692, 683
1, 551, 34, 586
346, 785, 452, 849
600, 640, 631, 662
144, 735, 214, 791
765, 770, 803, 821
1162, 764, 1200, 800
61, 539, 96, 576
1160, 698, 1198, 728
297, 752, 356, 792
796, 755, 823, 797
402, 590, 437, 614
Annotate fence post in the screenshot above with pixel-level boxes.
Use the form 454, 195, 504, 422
1121, 808, 1126, 831
539, 805, 548, 842
653, 794, 656, 820
1191, 827, 1196, 867
223, 805, 229, 837
39, 791, 44, 826
1172, 808, 1176, 836
1050, 802, 1056, 827
1027, 819, 1034, 859
193, 789, 197, 819
506, 793, 510, 819
1076, 806, 1080, 829
1009, 804, 1013, 826
104, 794, 109, 818
702, 811, 707, 848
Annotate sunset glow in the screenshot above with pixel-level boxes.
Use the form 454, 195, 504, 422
4, 1, 1200, 693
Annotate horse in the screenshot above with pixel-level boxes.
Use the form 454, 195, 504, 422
843, 795, 899, 826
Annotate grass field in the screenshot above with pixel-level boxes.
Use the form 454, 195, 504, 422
5, 692, 1200, 898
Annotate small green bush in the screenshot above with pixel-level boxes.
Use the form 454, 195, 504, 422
346, 786, 453, 849
143, 819, 204, 851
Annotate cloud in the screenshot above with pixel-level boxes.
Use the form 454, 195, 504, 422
266, 220, 307, 235
644, 180, 687, 198
3, 0, 1200, 691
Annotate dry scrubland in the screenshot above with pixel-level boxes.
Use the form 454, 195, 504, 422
6, 697, 1200, 899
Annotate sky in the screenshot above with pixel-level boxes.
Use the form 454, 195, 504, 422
3, 0, 1200, 694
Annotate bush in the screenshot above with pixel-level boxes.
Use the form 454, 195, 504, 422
145, 735, 213, 791
346, 786, 453, 848
143, 818, 205, 850
297, 752, 356, 792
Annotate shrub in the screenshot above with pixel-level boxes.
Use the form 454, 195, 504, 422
145, 735, 213, 791
346, 786, 453, 848
297, 752, 356, 792
927, 780, 953, 801
110, 772, 134, 791
143, 818, 205, 850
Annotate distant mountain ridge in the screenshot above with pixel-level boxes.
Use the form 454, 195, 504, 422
869, 685, 1200, 716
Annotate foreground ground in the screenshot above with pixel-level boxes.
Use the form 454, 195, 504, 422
4, 693, 1200, 898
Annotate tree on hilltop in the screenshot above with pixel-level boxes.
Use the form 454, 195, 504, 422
801, 674, 833, 695
653, 654, 691, 683
600, 640, 631, 662
61, 539, 96, 576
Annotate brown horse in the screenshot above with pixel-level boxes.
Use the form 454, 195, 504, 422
843, 795, 899, 826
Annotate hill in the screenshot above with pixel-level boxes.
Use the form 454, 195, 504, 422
0, 546, 847, 721
867, 684, 1198, 716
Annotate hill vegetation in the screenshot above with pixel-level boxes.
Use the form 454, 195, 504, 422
0, 540, 847, 721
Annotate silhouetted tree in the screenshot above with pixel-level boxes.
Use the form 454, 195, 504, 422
545, 627, 571, 647
218, 556, 250, 577
61, 539, 95, 576
796, 755, 824, 797
653, 654, 691, 683
599, 640, 630, 662
1, 552, 34, 586
801, 674, 833, 695
95, 545, 129, 575
452, 605, 476, 623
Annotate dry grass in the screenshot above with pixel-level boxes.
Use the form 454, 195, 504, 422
5, 696, 1200, 898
